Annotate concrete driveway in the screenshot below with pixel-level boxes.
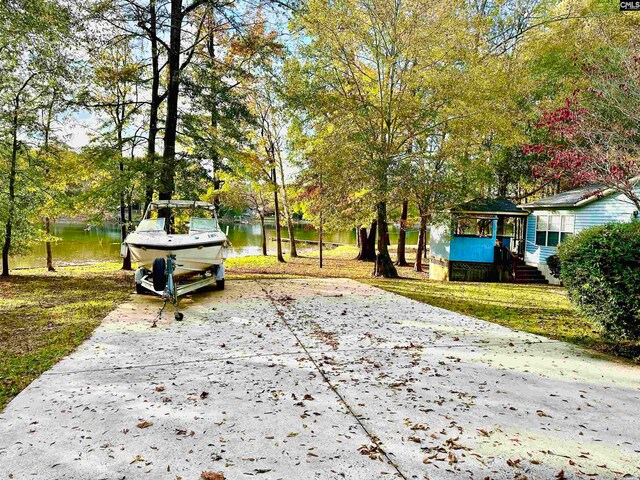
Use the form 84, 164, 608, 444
1, 278, 639, 480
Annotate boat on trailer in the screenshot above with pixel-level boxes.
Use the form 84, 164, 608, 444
121, 200, 229, 320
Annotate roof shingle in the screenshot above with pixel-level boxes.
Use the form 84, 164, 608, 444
520, 185, 604, 208
451, 198, 524, 214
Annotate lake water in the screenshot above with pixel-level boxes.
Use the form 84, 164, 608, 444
8, 221, 422, 269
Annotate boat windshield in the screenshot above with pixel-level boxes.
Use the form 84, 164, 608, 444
189, 217, 220, 233
137, 218, 166, 232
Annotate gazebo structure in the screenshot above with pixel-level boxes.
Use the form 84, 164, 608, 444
429, 198, 529, 282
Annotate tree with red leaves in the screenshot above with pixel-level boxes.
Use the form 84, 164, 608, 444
525, 47, 640, 210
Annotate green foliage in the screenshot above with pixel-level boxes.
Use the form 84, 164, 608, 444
559, 222, 640, 340
546, 254, 561, 279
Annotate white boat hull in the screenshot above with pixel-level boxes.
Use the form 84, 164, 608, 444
124, 231, 228, 277
128, 245, 225, 276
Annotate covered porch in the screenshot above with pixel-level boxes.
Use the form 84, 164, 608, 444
429, 198, 529, 282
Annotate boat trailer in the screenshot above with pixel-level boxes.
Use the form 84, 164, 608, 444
134, 255, 225, 324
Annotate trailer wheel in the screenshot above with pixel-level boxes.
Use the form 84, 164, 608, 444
152, 258, 167, 291
135, 283, 147, 294
216, 279, 225, 290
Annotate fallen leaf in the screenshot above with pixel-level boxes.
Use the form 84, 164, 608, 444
137, 421, 153, 429
411, 423, 428, 431
200, 472, 225, 480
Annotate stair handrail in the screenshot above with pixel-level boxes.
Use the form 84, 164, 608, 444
495, 245, 519, 277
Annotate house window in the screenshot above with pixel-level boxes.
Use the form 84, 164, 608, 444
535, 214, 574, 247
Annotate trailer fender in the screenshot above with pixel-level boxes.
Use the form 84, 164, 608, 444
216, 263, 225, 280
134, 267, 146, 284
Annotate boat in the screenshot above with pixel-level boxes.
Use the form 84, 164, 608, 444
122, 200, 229, 298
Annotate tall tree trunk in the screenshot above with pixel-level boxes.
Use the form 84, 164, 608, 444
1, 96, 20, 277
423, 230, 428, 259
2, 75, 35, 276
277, 157, 297, 257
43, 90, 56, 272
119, 163, 132, 271
357, 220, 377, 261
145, 0, 160, 210
356, 227, 366, 257
319, 209, 323, 268
259, 213, 267, 256
395, 199, 408, 266
118, 120, 131, 271
272, 168, 285, 263
127, 192, 133, 225
318, 167, 323, 267
45, 217, 54, 272
159, 0, 183, 205
206, 12, 224, 215
374, 201, 398, 278
414, 212, 429, 272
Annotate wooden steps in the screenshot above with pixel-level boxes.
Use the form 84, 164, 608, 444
513, 264, 548, 284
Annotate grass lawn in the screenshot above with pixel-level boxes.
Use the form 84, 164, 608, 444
0, 263, 133, 410
226, 245, 424, 280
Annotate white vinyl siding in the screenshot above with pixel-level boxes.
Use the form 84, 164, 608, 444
525, 187, 640, 266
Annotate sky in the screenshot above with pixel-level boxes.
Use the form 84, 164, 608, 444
62, 109, 93, 150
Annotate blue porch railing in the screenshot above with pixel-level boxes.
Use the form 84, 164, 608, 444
449, 218, 497, 263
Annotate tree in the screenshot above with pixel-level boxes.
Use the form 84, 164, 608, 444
259, 84, 298, 258
1, 75, 36, 276
219, 175, 273, 256
86, 0, 168, 209
244, 78, 300, 263
37, 86, 79, 271
0, 0, 74, 276
289, 0, 483, 277
285, 110, 376, 260
182, 7, 282, 212
158, 0, 283, 202
394, 199, 409, 266
86, 37, 144, 270
525, 46, 640, 210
